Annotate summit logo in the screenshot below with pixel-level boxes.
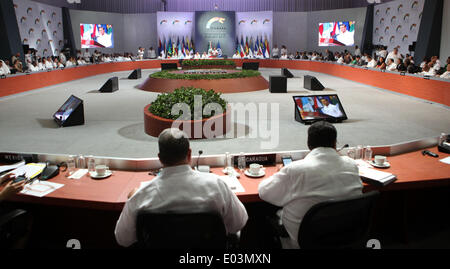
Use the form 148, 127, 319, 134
206, 17, 226, 29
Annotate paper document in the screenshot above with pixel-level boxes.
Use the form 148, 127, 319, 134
439, 156, 450, 165
354, 159, 373, 168
68, 169, 88, 179
20, 181, 64, 198
219, 175, 245, 193
359, 166, 396, 186
0, 161, 26, 174
9, 163, 46, 179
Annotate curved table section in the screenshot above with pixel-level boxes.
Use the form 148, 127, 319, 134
0, 59, 449, 106
138, 75, 269, 93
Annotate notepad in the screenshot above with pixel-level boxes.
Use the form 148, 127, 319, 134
0, 161, 26, 174
20, 181, 64, 198
8, 163, 47, 179
439, 156, 450, 165
219, 175, 245, 193
359, 166, 397, 187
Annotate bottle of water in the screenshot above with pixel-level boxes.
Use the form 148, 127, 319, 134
225, 152, 231, 168
86, 155, 95, 174
356, 145, 363, 159
76, 154, 86, 169
439, 133, 447, 146
238, 152, 246, 172
364, 146, 373, 162
66, 155, 76, 177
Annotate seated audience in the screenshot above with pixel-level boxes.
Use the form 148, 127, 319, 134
421, 63, 436, 76
13, 59, 23, 73
376, 57, 386, 70
397, 58, 408, 72
280, 45, 287, 56
0, 60, 11, 75
83, 49, 91, 62
147, 47, 157, 59
386, 58, 397, 71
258, 121, 362, 249
272, 45, 279, 58
280, 53, 288, 60
354, 45, 361, 56
232, 51, 241, 59
386, 47, 402, 63
114, 128, 248, 247
365, 56, 377, 68
440, 64, 450, 79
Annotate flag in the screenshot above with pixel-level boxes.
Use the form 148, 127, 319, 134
217, 40, 222, 57
264, 36, 270, 58
158, 37, 162, 56
182, 36, 186, 57
240, 36, 245, 57
175, 36, 179, 56
163, 36, 166, 57
245, 36, 249, 56
167, 36, 172, 57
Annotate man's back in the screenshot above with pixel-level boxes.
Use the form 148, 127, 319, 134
259, 147, 362, 248
115, 165, 248, 247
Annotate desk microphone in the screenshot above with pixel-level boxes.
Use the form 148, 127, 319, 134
338, 144, 349, 152
196, 150, 203, 170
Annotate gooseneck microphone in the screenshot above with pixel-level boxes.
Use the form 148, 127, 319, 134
338, 144, 349, 152
196, 150, 203, 170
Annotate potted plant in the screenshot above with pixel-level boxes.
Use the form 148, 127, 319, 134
181, 59, 236, 70
144, 87, 231, 139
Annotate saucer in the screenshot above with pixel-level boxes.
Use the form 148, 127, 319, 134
244, 169, 265, 178
369, 161, 391, 168
89, 170, 112, 179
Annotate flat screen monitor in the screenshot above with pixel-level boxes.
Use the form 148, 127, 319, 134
319, 21, 355, 46
293, 95, 348, 123
53, 95, 82, 125
80, 23, 114, 48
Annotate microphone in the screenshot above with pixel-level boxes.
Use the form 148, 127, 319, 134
337, 144, 349, 152
196, 150, 203, 170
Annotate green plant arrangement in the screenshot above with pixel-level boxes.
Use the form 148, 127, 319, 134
148, 87, 228, 120
182, 59, 236, 67
150, 69, 260, 80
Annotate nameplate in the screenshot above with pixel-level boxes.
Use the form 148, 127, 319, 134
400, 72, 406, 76
233, 153, 276, 167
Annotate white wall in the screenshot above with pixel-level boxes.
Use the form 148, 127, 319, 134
440, 0, 450, 63
273, 12, 308, 53
123, 13, 157, 53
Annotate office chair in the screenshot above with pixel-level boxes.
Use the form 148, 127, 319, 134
136, 211, 232, 249
298, 190, 380, 249
0, 209, 32, 249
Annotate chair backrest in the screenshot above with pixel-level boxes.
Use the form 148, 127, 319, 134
298, 191, 380, 249
136, 210, 227, 249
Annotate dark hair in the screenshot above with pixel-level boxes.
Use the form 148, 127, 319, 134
158, 128, 190, 166
307, 121, 337, 150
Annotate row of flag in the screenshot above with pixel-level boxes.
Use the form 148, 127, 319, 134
235, 35, 270, 58
158, 35, 195, 58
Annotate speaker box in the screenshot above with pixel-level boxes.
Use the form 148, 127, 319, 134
242, 62, 259, 70
161, 63, 178, 70
304, 75, 324, 91
128, 68, 141, 79
282, 68, 294, 78
269, 76, 287, 93
99, 77, 119, 92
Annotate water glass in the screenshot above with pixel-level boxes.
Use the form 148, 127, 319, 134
66, 155, 76, 177
238, 152, 246, 172
87, 155, 96, 173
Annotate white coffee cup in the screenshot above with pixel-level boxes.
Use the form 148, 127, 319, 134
95, 165, 108, 176
374, 155, 387, 165
249, 163, 263, 175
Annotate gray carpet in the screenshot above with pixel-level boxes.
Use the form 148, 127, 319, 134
0, 68, 449, 158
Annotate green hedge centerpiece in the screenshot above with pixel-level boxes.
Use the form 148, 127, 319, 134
182, 59, 236, 67
150, 69, 260, 80
148, 87, 227, 120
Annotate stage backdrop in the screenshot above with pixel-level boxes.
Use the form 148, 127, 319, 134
156, 12, 194, 57
373, 0, 424, 55
13, 0, 64, 57
195, 11, 236, 57
236, 11, 273, 57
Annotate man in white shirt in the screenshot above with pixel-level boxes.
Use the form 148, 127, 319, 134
366, 56, 377, 68
96, 25, 112, 48
148, 47, 156, 59
354, 46, 361, 56
272, 45, 279, 59
115, 128, 248, 247
440, 65, 450, 79
232, 51, 241, 59
386, 58, 398, 71
319, 98, 343, 118
386, 47, 401, 63
59, 52, 67, 65
83, 49, 91, 62
258, 121, 362, 249
336, 23, 354, 46
379, 46, 388, 59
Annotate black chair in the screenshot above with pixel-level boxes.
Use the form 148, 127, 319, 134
0, 209, 32, 249
298, 191, 380, 249
136, 211, 232, 249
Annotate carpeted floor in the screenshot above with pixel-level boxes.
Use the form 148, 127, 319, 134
0, 68, 449, 158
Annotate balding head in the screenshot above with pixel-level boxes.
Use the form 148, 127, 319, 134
158, 128, 191, 167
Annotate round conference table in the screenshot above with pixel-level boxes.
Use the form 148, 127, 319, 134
0, 58, 449, 106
